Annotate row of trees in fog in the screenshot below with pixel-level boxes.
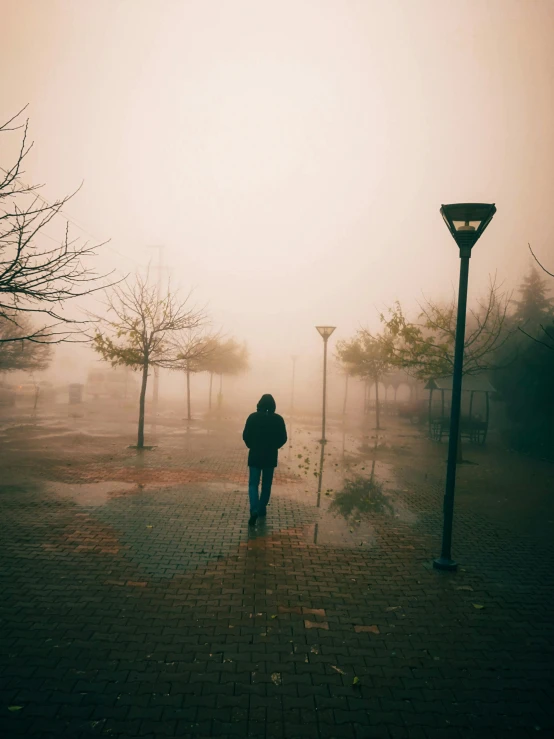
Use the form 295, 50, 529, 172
92, 274, 248, 447
336, 262, 554, 459
0, 110, 248, 447
2, 109, 553, 455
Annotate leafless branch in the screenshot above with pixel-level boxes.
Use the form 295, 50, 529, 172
0, 109, 120, 344
529, 243, 554, 278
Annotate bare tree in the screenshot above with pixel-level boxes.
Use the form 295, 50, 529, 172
92, 274, 206, 448
379, 278, 513, 460
0, 109, 116, 343
164, 329, 221, 421
379, 277, 512, 380
0, 314, 52, 373
520, 244, 554, 351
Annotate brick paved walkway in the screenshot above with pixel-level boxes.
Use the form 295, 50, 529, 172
0, 408, 553, 738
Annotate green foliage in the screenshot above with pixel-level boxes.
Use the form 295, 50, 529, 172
336, 331, 391, 381
511, 264, 554, 333
379, 278, 512, 381
492, 264, 554, 458
92, 331, 144, 370
201, 338, 249, 376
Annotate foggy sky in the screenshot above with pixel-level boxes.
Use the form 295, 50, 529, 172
2, 0, 554, 371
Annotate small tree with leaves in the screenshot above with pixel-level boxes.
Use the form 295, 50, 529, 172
336, 332, 391, 430
165, 330, 220, 421
201, 338, 249, 411
380, 278, 512, 379
380, 278, 512, 459
92, 274, 205, 448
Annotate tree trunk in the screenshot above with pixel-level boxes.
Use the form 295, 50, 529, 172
186, 368, 191, 421
217, 374, 223, 411
208, 372, 213, 410
342, 373, 349, 415
137, 359, 149, 448
375, 379, 381, 430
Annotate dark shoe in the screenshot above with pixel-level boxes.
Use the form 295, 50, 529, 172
248, 514, 258, 526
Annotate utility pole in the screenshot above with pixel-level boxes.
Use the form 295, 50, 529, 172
147, 245, 165, 413
290, 355, 298, 419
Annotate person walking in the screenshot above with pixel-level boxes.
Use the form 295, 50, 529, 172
242, 394, 287, 526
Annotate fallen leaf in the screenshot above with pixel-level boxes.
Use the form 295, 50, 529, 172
472, 603, 485, 609
456, 586, 473, 591
271, 672, 282, 685
330, 665, 345, 675
352, 677, 360, 685
146, 525, 153, 529
385, 606, 401, 612
270, 614, 278, 619
8, 706, 23, 712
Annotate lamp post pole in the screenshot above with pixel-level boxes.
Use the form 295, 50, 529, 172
433, 203, 496, 572
321, 338, 329, 446
316, 326, 336, 496
433, 249, 470, 571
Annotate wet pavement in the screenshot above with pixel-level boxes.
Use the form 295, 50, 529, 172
1, 403, 553, 738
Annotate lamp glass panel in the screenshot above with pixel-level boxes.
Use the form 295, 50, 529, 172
316, 326, 336, 339
452, 219, 482, 232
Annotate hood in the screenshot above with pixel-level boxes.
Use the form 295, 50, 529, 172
256, 394, 276, 413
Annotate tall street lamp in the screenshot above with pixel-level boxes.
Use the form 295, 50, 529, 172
316, 326, 336, 496
433, 203, 497, 572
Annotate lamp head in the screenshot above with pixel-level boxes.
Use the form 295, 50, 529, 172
440, 203, 496, 256
316, 326, 336, 340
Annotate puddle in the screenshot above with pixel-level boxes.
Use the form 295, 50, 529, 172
24, 430, 119, 441
47, 481, 136, 507
309, 517, 378, 548
153, 427, 210, 437
330, 475, 396, 517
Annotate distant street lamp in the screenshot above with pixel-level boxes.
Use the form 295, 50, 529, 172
316, 326, 336, 495
433, 203, 497, 572
290, 355, 298, 419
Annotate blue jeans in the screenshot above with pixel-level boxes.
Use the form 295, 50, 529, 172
248, 467, 274, 515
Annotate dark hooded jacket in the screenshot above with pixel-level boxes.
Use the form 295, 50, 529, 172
242, 394, 287, 468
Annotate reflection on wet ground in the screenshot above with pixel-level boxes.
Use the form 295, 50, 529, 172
330, 473, 395, 517
2, 406, 419, 557
284, 418, 418, 548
